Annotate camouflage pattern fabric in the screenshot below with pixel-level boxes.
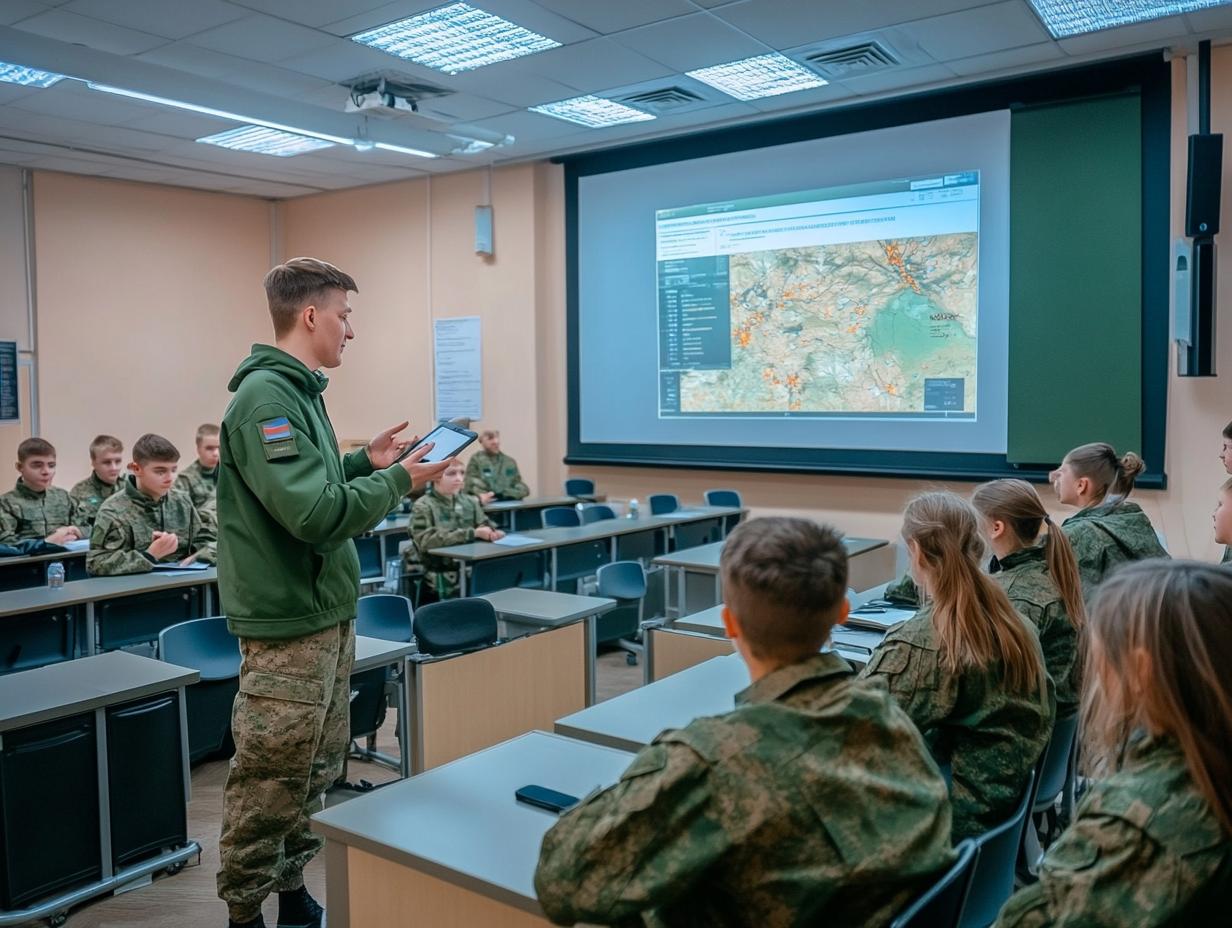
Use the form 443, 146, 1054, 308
1222, 545, 1231, 565
69, 472, 123, 528
884, 573, 922, 606
990, 544, 1082, 717
995, 734, 1232, 927
859, 604, 1054, 841
217, 621, 355, 923
87, 477, 216, 575
0, 480, 81, 543
409, 488, 496, 598
175, 458, 218, 509
464, 450, 529, 500
535, 651, 955, 927
1062, 502, 1169, 596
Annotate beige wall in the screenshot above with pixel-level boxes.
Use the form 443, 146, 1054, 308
0, 167, 34, 470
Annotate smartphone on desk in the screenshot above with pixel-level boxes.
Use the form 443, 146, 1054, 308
395, 422, 478, 464
515, 784, 580, 815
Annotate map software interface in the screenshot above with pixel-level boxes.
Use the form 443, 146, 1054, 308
656, 173, 980, 421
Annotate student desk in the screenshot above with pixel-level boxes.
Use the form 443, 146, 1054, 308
352, 636, 417, 778
367, 514, 410, 563
0, 651, 200, 926
479, 588, 614, 705
311, 731, 632, 928
0, 549, 88, 591
429, 506, 745, 597
484, 495, 584, 531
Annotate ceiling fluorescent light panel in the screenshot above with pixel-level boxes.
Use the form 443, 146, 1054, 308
198, 126, 333, 156
1026, 0, 1232, 37
0, 61, 67, 87
530, 95, 655, 128
686, 53, 827, 101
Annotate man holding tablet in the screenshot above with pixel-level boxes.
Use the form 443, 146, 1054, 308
216, 258, 451, 928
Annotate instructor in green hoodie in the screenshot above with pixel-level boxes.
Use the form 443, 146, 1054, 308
216, 257, 449, 928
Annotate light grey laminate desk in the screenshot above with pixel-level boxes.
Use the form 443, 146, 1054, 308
312, 731, 633, 927
0, 548, 88, 590
484, 495, 581, 531
671, 603, 888, 655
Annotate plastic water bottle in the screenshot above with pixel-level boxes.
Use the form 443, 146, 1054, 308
628, 498, 640, 520
47, 561, 65, 590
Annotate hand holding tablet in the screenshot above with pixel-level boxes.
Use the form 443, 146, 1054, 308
396, 422, 478, 464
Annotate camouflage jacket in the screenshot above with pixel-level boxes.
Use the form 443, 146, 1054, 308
0, 479, 81, 543
535, 652, 955, 928
1062, 502, 1169, 595
996, 734, 1232, 927
175, 459, 218, 509
87, 477, 216, 575
859, 604, 1054, 842
69, 472, 124, 528
464, 450, 529, 500
409, 489, 495, 596
990, 544, 1081, 717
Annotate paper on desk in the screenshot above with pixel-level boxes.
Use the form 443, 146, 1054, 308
492, 534, 539, 547
60, 539, 90, 552
844, 606, 915, 631
151, 560, 210, 572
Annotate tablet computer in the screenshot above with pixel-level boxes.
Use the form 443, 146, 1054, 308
396, 422, 478, 464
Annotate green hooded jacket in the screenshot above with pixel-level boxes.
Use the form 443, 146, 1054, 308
218, 344, 411, 640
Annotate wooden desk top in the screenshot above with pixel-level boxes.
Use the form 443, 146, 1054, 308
480, 588, 615, 626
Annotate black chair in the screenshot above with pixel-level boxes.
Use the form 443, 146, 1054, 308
564, 478, 595, 497
890, 839, 979, 928
648, 493, 679, 515
354, 535, 384, 586
357, 593, 414, 642
596, 561, 646, 665
541, 506, 581, 528
413, 598, 498, 655
158, 616, 240, 765
1021, 712, 1080, 873
351, 595, 414, 771
961, 770, 1036, 928
704, 489, 744, 535
580, 504, 616, 524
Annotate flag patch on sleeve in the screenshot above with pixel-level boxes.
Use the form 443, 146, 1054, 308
261, 417, 293, 442
259, 417, 298, 460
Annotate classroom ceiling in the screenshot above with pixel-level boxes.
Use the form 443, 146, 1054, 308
0, 0, 1229, 198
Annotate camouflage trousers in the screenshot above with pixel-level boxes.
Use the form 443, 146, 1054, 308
217, 620, 355, 922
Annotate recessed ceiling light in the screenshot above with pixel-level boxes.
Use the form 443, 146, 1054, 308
0, 61, 67, 88
197, 126, 335, 157
686, 53, 827, 102
1026, 0, 1231, 38
529, 95, 655, 128
352, 2, 560, 74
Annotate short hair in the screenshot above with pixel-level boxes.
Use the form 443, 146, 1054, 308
719, 517, 848, 662
195, 423, 220, 443
17, 437, 55, 462
263, 257, 357, 337
1224, 420, 1232, 441
133, 433, 180, 465
89, 434, 123, 459
479, 429, 499, 440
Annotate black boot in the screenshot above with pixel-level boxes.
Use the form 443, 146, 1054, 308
228, 916, 267, 928
277, 886, 325, 928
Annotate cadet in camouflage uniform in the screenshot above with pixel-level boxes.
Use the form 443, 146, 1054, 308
996, 561, 1232, 927
176, 423, 220, 508
536, 517, 955, 927
410, 456, 503, 597
69, 434, 125, 528
0, 437, 83, 543
88, 468, 216, 576
464, 429, 529, 501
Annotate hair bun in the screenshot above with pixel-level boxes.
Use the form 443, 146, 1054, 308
1119, 451, 1146, 479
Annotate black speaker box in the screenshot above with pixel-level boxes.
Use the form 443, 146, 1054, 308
1185, 133, 1223, 237
1183, 238, 1217, 377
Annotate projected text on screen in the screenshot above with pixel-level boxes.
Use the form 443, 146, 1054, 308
656, 173, 980, 421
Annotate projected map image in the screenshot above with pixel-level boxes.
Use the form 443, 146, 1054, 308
679, 234, 977, 414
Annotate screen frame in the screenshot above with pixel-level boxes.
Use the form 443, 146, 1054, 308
561, 54, 1171, 487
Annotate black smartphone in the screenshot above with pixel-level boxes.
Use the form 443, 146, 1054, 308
515, 784, 579, 814
395, 423, 478, 464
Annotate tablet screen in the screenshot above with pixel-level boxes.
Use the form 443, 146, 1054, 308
403, 424, 476, 463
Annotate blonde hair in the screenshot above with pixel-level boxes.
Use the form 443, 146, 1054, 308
1064, 442, 1146, 502
972, 479, 1085, 629
1084, 561, 1232, 834
903, 492, 1047, 695
195, 423, 220, 443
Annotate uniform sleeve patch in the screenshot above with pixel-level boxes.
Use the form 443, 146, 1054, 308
260, 417, 293, 442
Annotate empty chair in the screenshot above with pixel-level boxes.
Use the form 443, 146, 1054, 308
648, 493, 679, 515
356, 593, 414, 642
1022, 712, 1080, 871
580, 504, 616, 524
890, 839, 979, 928
705, 489, 744, 535
158, 616, 241, 764
354, 535, 384, 585
564, 477, 595, 497
413, 598, 498, 656
541, 506, 581, 528
351, 594, 414, 769
596, 560, 647, 665
961, 770, 1036, 928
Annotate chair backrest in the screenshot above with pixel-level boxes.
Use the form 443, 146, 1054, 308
704, 489, 742, 508
354, 535, 384, 579
1034, 712, 1079, 812
596, 561, 647, 601
412, 598, 498, 655
961, 770, 1036, 928
891, 839, 979, 928
542, 506, 581, 528
580, 504, 616, 524
648, 493, 679, 515
564, 477, 595, 496
158, 616, 240, 682
357, 593, 414, 643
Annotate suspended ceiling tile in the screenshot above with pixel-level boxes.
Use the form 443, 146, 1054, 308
61, 0, 247, 40
222, 0, 394, 29
1186, 5, 1232, 31
465, 107, 593, 142
276, 37, 423, 83
136, 43, 337, 98
839, 61, 959, 95
614, 12, 768, 72
0, 1, 58, 27
513, 38, 673, 93
185, 13, 339, 61
909, 1, 1051, 61
446, 68, 581, 107
1057, 15, 1191, 55
946, 42, 1065, 78
13, 7, 169, 54
529, 0, 695, 34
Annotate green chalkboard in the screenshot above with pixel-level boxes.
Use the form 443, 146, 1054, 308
1008, 96, 1142, 465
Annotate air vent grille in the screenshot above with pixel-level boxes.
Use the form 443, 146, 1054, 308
618, 86, 705, 112
801, 42, 899, 78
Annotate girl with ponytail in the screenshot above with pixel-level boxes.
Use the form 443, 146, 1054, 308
972, 479, 1084, 717
860, 491, 1054, 842
1049, 443, 1169, 594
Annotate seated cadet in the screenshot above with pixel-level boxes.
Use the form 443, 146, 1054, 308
87, 433, 216, 575
995, 560, 1232, 927
1050, 442, 1168, 594
175, 422, 220, 508
535, 517, 955, 927
69, 434, 125, 529
1214, 477, 1232, 561
464, 429, 529, 503
409, 456, 503, 598
0, 437, 83, 544
972, 479, 1086, 718
1220, 420, 1232, 563
859, 491, 1054, 842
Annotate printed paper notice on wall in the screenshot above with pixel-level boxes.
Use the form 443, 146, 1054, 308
0, 342, 17, 422
433, 316, 482, 423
